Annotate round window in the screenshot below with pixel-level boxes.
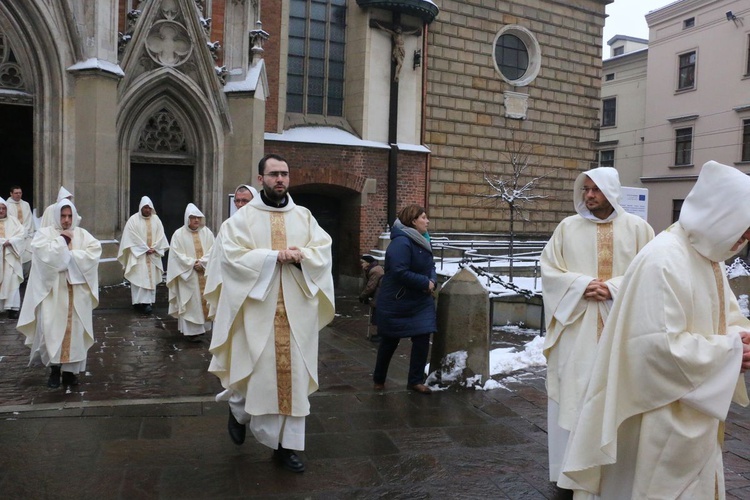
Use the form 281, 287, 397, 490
492, 26, 541, 87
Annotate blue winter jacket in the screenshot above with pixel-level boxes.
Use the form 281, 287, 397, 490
376, 224, 438, 337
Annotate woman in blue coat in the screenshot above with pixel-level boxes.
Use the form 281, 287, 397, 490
373, 205, 437, 394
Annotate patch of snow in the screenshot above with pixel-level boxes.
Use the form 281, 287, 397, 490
740, 294, 750, 317
67, 58, 125, 77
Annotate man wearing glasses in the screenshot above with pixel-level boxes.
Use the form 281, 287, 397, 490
207, 154, 334, 473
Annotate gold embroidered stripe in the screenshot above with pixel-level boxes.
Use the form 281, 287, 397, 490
712, 261, 728, 453
191, 232, 208, 318
270, 212, 293, 415
145, 218, 153, 287
596, 222, 614, 341
0, 219, 5, 239
60, 283, 74, 363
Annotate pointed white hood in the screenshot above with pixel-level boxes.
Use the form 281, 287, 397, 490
52, 199, 79, 230
679, 161, 750, 262
183, 203, 205, 229
572, 167, 623, 222
56, 186, 73, 202
138, 196, 156, 216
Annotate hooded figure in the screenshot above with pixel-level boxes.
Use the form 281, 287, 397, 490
40, 186, 81, 228
166, 203, 215, 340
117, 196, 169, 314
0, 196, 27, 317
540, 166, 654, 485
560, 161, 750, 499
18, 199, 101, 389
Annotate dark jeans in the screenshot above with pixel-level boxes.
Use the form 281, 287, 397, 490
373, 333, 431, 386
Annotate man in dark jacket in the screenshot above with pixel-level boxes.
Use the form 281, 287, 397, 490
359, 254, 384, 340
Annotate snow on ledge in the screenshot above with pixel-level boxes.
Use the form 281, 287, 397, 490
224, 60, 265, 93
67, 58, 124, 77
265, 126, 430, 153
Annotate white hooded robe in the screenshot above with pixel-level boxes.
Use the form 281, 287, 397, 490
541, 167, 654, 481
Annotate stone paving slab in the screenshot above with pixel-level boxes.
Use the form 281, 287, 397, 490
1, 285, 750, 498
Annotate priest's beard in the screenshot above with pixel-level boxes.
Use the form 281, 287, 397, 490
262, 185, 287, 203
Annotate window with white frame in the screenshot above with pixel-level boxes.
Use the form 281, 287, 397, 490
492, 25, 541, 87
287, 0, 346, 116
674, 127, 693, 166
599, 150, 614, 168
602, 97, 616, 127
677, 51, 696, 90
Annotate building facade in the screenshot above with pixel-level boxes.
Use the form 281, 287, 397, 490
0, 0, 612, 286
602, 0, 750, 232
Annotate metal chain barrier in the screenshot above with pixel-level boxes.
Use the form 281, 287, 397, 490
462, 262, 541, 300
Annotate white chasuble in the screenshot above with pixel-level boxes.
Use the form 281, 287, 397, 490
0, 214, 26, 306
118, 212, 169, 292
208, 195, 335, 418
19, 222, 101, 370
167, 224, 214, 331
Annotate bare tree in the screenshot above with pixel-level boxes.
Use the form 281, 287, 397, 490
479, 138, 556, 282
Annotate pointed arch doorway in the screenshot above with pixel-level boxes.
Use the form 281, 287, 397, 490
129, 108, 194, 240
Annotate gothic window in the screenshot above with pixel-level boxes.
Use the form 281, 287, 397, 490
136, 108, 188, 154
0, 32, 27, 91
287, 0, 346, 116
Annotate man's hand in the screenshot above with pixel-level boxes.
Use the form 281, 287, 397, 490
740, 331, 750, 372
60, 230, 74, 243
146, 248, 156, 255
584, 279, 611, 302
277, 247, 304, 264
193, 260, 204, 271
426, 280, 436, 293
2, 240, 10, 248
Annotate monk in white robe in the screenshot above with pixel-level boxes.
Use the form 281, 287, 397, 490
204, 184, 257, 321
117, 196, 169, 314
541, 167, 654, 485
18, 200, 101, 389
560, 161, 750, 499
40, 186, 80, 228
6, 185, 34, 265
208, 155, 334, 473
167, 203, 215, 340
0, 197, 26, 318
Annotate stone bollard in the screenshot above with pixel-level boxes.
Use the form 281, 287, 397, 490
430, 268, 489, 385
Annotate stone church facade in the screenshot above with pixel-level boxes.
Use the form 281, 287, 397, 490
0, 0, 610, 286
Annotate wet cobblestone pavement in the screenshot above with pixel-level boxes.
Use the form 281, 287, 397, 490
2, 284, 750, 498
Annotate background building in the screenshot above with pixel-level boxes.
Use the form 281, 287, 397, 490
602, 0, 750, 232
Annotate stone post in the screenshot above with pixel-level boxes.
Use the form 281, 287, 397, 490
430, 268, 489, 382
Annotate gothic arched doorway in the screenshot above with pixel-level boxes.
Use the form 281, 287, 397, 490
129, 108, 194, 240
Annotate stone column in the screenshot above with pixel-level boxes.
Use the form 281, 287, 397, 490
430, 268, 489, 383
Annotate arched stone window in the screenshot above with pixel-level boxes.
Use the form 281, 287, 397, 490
0, 31, 26, 92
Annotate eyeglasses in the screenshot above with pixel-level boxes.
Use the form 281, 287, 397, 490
581, 187, 601, 194
234, 198, 251, 205
263, 171, 289, 178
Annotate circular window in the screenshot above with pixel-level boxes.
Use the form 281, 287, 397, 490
492, 26, 541, 87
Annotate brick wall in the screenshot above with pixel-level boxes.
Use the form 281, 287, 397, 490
425, 0, 606, 236
265, 141, 427, 275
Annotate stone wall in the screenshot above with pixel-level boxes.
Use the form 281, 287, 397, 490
425, 0, 607, 235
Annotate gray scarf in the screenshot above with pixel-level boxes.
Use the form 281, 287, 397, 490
393, 219, 432, 253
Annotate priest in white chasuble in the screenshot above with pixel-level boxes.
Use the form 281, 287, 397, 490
541, 167, 654, 485
0, 197, 26, 318
6, 185, 34, 265
208, 154, 334, 473
167, 203, 214, 341
204, 184, 257, 321
117, 196, 169, 314
560, 161, 750, 499
18, 200, 101, 389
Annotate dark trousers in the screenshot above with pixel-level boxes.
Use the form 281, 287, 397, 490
373, 333, 431, 386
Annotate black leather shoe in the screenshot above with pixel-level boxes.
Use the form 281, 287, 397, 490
47, 366, 61, 388
227, 409, 246, 445
62, 372, 79, 386
143, 304, 153, 314
273, 446, 305, 473
7, 310, 18, 319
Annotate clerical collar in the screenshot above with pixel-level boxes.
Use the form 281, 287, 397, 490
260, 190, 289, 208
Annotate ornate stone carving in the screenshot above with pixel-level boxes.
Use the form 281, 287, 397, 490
118, 9, 142, 57
137, 108, 188, 153
146, 21, 193, 67
0, 33, 27, 91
